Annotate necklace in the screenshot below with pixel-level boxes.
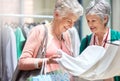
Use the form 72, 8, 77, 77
53, 32, 63, 49
55, 34, 62, 41
50, 22, 63, 49
93, 28, 109, 47
51, 25, 62, 41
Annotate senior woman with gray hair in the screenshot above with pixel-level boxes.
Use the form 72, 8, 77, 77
80, 0, 120, 81
51, 0, 120, 81
16, 0, 83, 81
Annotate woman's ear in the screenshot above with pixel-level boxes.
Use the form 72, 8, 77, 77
54, 11, 60, 18
103, 16, 108, 26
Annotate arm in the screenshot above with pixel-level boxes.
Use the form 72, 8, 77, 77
18, 25, 46, 70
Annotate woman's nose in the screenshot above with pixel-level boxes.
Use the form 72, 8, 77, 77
88, 22, 93, 27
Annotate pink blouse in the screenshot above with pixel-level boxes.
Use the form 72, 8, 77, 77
18, 24, 72, 73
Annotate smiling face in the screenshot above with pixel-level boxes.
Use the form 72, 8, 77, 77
86, 14, 107, 34
54, 12, 78, 34
61, 13, 78, 32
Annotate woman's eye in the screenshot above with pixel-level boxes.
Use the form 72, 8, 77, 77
67, 20, 72, 23
87, 20, 90, 23
92, 20, 96, 22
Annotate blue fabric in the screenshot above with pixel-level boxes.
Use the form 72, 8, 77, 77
29, 72, 70, 81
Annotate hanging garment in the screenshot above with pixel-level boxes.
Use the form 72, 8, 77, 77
14, 27, 26, 59
1, 25, 17, 81
0, 28, 2, 81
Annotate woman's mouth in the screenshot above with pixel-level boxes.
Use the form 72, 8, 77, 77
64, 26, 68, 30
90, 27, 96, 31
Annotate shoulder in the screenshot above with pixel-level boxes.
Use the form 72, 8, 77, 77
29, 24, 46, 38
80, 34, 92, 53
110, 29, 120, 41
25, 24, 48, 43
30, 24, 45, 33
81, 34, 92, 43
111, 29, 120, 35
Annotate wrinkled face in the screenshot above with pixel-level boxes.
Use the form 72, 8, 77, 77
55, 12, 78, 33
86, 14, 106, 34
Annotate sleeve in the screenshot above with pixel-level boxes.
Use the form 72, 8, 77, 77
80, 34, 92, 54
80, 37, 87, 54
18, 25, 45, 70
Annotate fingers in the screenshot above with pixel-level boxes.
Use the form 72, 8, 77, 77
57, 49, 63, 55
49, 54, 61, 61
51, 54, 62, 58
47, 54, 61, 64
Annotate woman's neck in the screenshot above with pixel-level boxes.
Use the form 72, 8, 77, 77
95, 27, 108, 38
95, 27, 109, 44
50, 22, 62, 41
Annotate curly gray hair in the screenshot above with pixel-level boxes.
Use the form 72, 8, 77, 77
54, 0, 83, 18
85, 0, 111, 19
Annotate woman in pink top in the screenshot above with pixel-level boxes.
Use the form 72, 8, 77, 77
18, 0, 83, 80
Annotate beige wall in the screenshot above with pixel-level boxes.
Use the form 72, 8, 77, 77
0, 0, 20, 24
21, 0, 55, 23
112, 0, 120, 31
82, 0, 91, 38
33, 0, 55, 22
0, 0, 55, 24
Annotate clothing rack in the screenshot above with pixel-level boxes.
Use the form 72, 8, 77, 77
0, 14, 53, 19
0, 14, 54, 81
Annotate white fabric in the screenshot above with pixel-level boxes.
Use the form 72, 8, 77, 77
56, 42, 120, 80
63, 27, 81, 81
67, 27, 80, 57
2, 25, 17, 81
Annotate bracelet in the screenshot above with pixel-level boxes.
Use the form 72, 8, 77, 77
34, 58, 49, 69
34, 59, 39, 69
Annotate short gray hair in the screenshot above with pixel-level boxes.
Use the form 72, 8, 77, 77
85, 0, 111, 19
54, 0, 83, 18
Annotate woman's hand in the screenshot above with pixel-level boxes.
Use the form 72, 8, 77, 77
47, 54, 61, 64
